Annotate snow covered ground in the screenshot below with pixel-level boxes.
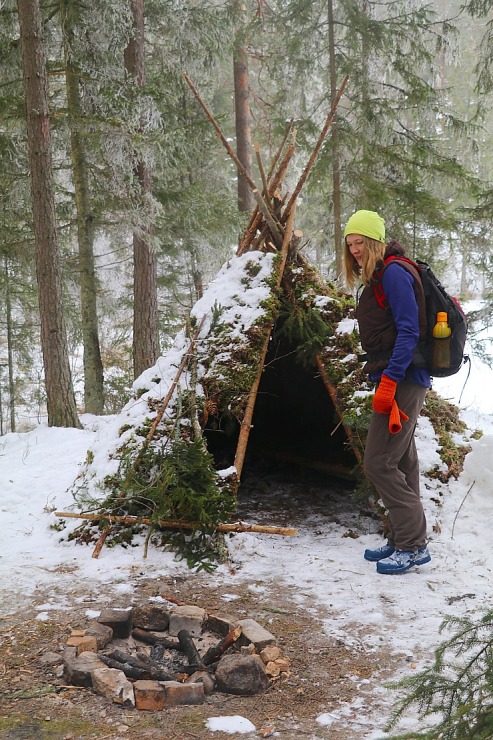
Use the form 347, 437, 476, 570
0, 315, 492, 737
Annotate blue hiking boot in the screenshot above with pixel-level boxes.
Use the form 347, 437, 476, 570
376, 547, 431, 575
364, 542, 395, 562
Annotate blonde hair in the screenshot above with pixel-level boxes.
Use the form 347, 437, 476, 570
343, 235, 387, 290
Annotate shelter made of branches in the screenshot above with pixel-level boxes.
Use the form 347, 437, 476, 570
58, 74, 471, 566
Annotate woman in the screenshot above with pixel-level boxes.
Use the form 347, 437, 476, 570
343, 209, 431, 575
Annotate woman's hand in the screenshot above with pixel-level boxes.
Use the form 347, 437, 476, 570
372, 374, 397, 414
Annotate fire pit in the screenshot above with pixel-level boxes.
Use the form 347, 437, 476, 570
62, 601, 291, 710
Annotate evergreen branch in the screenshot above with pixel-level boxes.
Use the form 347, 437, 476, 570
386, 610, 493, 738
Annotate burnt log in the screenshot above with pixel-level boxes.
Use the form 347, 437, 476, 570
137, 645, 196, 677
202, 625, 242, 666
132, 627, 182, 651
177, 629, 206, 671
109, 649, 153, 673
98, 654, 149, 680
101, 650, 176, 682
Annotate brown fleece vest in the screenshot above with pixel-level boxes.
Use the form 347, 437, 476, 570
356, 259, 427, 375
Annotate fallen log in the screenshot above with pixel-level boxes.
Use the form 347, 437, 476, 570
202, 625, 242, 666
55, 511, 298, 537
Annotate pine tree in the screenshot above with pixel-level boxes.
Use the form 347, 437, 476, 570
386, 609, 493, 739
17, 0, 81, 428
59, 0, 105, 413
242, 0, 482, 277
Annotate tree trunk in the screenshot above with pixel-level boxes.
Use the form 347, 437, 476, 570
233, 1, 254, 213
358, 0, 371, 205
17, 0, 81, 429
125, 0, 160, 380
328, 0, 343, 281
460, 240, 468, 297
4, 256, 15, 432
61, 4, 105, 414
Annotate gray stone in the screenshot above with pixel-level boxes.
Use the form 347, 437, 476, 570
168, 605, 206, 637
97, 608, 133, 638
63, 652, 107, 687
204, 612, 238, 637
132, 605, 170, 632
186, 670, 216, 696
86, 622, 113, 649
39, 651, 63, 666
214, 654, 270, 695
237, 618, 276, 651
63, 646, 77, 660
91, 667, 135, 708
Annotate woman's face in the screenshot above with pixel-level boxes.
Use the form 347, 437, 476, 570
346, 234, 366, 266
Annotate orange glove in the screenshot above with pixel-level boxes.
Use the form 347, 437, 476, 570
389, 399, 409, 434
372, 374, 397, 414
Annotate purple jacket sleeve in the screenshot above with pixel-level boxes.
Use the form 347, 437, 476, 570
381, 264, 420, 383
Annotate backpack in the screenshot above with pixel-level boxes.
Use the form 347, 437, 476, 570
373, 255, 469, 378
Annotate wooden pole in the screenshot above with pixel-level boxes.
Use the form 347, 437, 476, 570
237, 131, 296, 256
54, 511, 297, 537
233, 201, 298, 480
183, 72, 284, 248
142, 315, 206, 447
237, 119, 295, 255
90, 316, 205, 559
315, 354, 363, 466
91, 525, 111, 559
255, 143, 270, 206
281, 75, 348, 224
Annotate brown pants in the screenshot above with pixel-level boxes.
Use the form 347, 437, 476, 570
364, 380, 428, 550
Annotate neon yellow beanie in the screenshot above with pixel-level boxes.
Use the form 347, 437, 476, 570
343, 210, 386, 243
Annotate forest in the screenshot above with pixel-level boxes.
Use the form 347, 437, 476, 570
0, 0, 492, 432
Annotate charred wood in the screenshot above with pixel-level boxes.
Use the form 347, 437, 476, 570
132, 627, 183, 651
98, 653, 149, 680
202, 625, 242, 666
177, 629, 206, 671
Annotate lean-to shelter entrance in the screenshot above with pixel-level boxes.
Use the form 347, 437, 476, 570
246, 330, 358, 478
202, 314, 360, 482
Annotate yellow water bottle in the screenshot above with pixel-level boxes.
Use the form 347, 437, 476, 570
432, 311, 451, 368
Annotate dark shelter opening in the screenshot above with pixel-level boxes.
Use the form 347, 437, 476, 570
203, 330, 360, 484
